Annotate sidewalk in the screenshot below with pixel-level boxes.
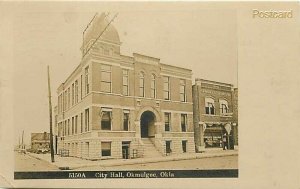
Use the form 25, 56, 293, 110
27, 148, 238, 170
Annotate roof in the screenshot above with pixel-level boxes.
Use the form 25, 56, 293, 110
31, 132, 50, 141
83, 13, 120, 48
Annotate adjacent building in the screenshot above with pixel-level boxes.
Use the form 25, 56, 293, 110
31, 132, 50, 152
193, 79, 238, 150
55, 13, 195, 160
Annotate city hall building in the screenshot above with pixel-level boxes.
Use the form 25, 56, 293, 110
193, 79, 238, 150
55, 13, 195, 160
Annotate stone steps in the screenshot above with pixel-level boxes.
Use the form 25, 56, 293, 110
141, 138, 163, 158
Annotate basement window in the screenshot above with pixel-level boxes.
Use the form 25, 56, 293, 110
101, 142, 111, 157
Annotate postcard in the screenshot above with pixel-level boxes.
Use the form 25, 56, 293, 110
0, 1, 299, 188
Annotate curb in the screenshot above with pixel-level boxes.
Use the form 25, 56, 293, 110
25, 151, 238, 170
71, 151, 238, 170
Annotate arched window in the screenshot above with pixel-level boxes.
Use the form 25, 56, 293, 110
139, 72, 145, 97
205, 97, 215, 115
150, 74, 156, 98
219, 99, 229, 114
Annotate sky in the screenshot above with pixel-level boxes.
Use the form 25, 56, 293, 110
13, 3, 238, 145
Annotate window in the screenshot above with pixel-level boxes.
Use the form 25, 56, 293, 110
75, 115, 78, 134
60, 94, 63, 113
58, 95, 60, 114
80, 75, 83, 100
139, 72, 145, 97
220, 99, 229, 114
72, 117, 74, 135
205, 98, 215, 115
182, 140, 187, 153
166, 141, 172, 154
163, 76, 170, 100
57, 123, 60, 137
101, 108, 112, 130
181, 114, 187, 132
101, 142, 111, 156
86, 142, 89, 157
67, 88, 70, 109
64, 91, 67, 111
85, 66, 89, 95
180, 79, 186, 102
72, 83, 74, 106
123, 110, 129, 131
101, 64, 112, 93
122, 69, 129, 96
80, 113, 83, 133
64, 120, 67, 136
75, 80, 78, 103
164, 113, 171, 131
85, 108, 89, 132
68, 119, 70, 135
151, 74, 156, 98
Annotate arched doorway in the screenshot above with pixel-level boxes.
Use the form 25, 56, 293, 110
140, 111, 156, 138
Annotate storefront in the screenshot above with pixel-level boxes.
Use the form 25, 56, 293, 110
204, 125, 225, 148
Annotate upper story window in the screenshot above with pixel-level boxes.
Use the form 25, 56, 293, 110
151, 74, 156, 98
75, 115, 78, 134
72, 83, 74, 106
123, 110, 130, 131
68, 119, 70, 135
85, 66, 89, 95
63, 91, 67, 111
181, 114, 187, 132
205, 97, 215, 115
101, 108, 112, 130
71, 117, 74, 135
219, 99, 229, 114
58, 95, 62, 114
122, 69, 129, 96
80, 75, 83, 100
101, 64, 112, 93
180, 79, 186, 102
164, 112, 171, 131
75, 80, 78, 103
67, 88, 70, 109
85, 108, 89, 132
163, 76, 170, 100
139, 72, 145, 97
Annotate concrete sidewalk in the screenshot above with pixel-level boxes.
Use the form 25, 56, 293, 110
27, 149, 238, 170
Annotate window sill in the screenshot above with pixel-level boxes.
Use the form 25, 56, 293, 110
202, 114, 219, 117
100, 156, 114, 160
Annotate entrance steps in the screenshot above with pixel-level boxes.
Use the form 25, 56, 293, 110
141, 138, 163, 158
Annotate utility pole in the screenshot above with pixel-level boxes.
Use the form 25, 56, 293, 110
47, 65, 55, 162
21, 130, 24, 149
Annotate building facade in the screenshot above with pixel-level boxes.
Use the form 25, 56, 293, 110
31, 132, 50, 152
193, 79, 238, 150
55, 13, 195, 160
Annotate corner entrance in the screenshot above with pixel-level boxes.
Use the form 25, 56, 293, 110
140, 111, 156, 138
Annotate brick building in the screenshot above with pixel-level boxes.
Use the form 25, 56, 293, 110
192, 79, 238, 151
31, 132, 50, 151
55, 13, 195, 160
